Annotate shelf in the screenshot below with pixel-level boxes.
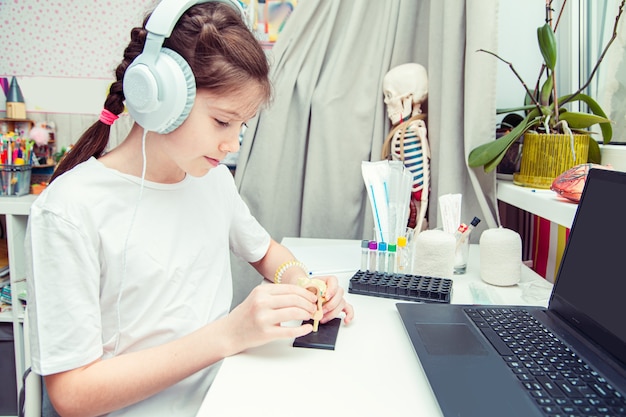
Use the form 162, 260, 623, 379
497, 180, 578, 229
0, 194, 38, 215
0, 310, 13, 322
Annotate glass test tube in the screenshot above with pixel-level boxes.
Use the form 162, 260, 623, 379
368, 241, 377, 271
396, 236, 407, 272
387, 244, 396, 274
377, 242, 387, 273
360, 240, 369, 271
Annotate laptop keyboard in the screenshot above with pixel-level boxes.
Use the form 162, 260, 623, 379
348, 270, 452, 303
464, 307, 626, 417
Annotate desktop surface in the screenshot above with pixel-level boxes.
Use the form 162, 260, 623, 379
196, 238, 552, 417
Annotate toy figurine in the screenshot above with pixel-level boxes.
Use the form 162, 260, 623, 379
381, 63, 430, 234
6, 77, 26, 119
297, 276, 326, 332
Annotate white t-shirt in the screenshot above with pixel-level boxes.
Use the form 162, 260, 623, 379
26, 158, 271, 417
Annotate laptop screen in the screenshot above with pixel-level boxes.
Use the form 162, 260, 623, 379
549, 168, 626, 365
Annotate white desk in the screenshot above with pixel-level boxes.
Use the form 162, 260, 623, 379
196, 238, 553, 417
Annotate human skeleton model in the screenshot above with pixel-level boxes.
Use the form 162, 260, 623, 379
297, 277, 326, 331
381, 63, 430, 235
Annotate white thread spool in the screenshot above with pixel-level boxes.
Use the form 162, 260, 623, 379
479, 227, 522, 286
412, 229, 455, 278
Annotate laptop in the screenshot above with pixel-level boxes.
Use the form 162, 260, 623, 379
397, 168, 626, 417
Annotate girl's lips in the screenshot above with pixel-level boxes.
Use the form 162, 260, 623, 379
205, 156, 220, 167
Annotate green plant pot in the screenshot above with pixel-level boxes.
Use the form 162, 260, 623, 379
513, 132, 589, 189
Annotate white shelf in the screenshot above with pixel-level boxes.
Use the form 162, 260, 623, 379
497, 180, 578, 229
0, 194, 38, 215
0, 194, 38, 417
0, 311, 13, 322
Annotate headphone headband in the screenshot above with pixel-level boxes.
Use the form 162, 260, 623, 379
123, 0, 246, 134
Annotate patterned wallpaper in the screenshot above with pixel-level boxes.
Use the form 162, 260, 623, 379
0, 0, 156, 79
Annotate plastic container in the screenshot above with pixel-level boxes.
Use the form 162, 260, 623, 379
30, 164, 55, 185
0, 164, 32, 196
513, 132, 589, 189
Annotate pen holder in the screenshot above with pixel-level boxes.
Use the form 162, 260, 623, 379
0, 164, 32, 196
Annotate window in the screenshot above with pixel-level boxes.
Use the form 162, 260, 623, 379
557, 0, 626, 142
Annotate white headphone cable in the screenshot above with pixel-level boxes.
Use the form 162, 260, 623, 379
114, 127, 148, 354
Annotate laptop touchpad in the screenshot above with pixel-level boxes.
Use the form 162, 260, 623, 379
415, 323, 488, 355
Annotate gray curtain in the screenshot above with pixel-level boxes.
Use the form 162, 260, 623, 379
231, 0, 500, 306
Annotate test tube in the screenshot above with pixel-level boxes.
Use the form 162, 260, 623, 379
368, 241, 377, 271
397, 236, 407, 272
386, 244, 397, 274
377, 242, 387, 273
360, 240, 369, 271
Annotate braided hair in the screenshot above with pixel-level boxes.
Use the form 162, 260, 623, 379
51, 2, 270, 183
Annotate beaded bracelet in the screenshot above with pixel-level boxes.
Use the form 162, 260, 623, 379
274, 260, 308, 284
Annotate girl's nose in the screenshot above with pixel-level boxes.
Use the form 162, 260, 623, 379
220, 130, 241, 154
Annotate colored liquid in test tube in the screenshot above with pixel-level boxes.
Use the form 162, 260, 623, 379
377, 242, 387, 273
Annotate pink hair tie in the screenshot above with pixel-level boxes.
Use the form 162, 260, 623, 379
99, 109, 119, 126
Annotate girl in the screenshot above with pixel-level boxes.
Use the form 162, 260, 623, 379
26, 2, 354, 416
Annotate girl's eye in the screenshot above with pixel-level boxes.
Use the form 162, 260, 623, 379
216, 119, 230, 127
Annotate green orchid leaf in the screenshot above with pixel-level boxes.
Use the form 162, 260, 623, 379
559, 93, 613, 143
484, 122, 539, 172
468, 129, 520, 168
527, 107, 541, 120
539, 74, 554, 106
588, 138, 602, 164
525, 89, 537, 107
469, 117, 538, 171
496, 104, 536, 114
559, 111, 611, 129
537, 23, 557, 70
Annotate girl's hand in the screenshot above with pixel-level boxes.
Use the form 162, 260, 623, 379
224, 284, 318, 354
308, 275, 355, 326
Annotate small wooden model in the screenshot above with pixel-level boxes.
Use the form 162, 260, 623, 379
297, 277, 326, 332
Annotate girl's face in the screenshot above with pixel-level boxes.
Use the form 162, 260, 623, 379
161, 81, 265, 178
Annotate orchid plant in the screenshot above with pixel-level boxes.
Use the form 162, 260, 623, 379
469, 0, 625, 173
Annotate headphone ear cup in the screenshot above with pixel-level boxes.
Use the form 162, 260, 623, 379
124, 47, 196, 134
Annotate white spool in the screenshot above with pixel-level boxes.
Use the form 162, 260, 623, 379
412, 229, 455, 278
479, 227, 522, 286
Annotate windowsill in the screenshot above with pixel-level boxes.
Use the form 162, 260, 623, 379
496, 144, 626, 228
497, 180, 577, 228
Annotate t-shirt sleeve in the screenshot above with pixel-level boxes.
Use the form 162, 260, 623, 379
26, 204, 103, 376
223, 174, 271, 263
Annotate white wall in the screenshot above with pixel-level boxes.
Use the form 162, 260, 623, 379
0, 1, 156, 116
6, 1, 617, 146
495, 0, 545, 114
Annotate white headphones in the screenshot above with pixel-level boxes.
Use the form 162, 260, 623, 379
123, 0, 245, 134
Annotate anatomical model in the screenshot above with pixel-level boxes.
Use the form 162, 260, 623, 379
297, 277, 326, 332
381, 63, 430, 235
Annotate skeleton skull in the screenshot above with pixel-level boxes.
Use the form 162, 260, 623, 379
383, 63, 428, 125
